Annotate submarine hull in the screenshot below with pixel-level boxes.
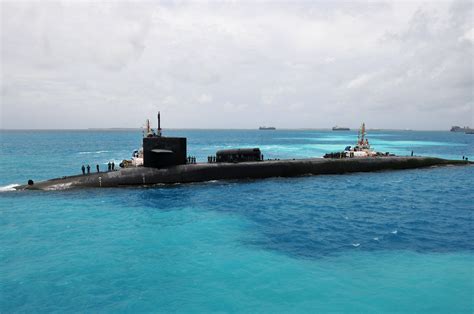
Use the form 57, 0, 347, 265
16, 156, 471, 191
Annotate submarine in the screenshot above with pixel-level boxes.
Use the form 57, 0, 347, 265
15, 113, 472, 191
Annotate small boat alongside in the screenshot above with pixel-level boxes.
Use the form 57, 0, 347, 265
325, 123, 393, 158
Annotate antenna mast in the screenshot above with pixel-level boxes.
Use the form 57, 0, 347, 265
157, 111, 162, 137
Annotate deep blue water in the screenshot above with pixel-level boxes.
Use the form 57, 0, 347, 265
1, 129, 473, 312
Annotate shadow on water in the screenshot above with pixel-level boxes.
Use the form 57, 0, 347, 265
120, 166, 474, 259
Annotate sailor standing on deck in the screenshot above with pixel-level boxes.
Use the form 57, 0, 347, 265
112, 162, 115, 171
86, 165, 90, 174
81, 165, 85, 175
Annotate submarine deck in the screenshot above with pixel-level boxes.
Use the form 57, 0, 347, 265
17, 156, 471, 190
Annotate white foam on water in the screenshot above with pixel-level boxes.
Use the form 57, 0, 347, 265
373, 140, 465, 147
44, 182, 73, 191
276, 136, 353, 142
78, 150, 110, 155
0, 184, 20, 192
391, 230, 398, 234
373, 237, 379, 241
352, 243, 360, 247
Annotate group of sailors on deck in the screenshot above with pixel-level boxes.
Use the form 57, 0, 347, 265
81, 161, 116, 175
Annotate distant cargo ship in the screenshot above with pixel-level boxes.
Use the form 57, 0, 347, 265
450, 126, 473, 133
332, 126, 350, 131
259, 126, 276, 130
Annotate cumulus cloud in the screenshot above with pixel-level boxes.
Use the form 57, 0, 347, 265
1, 0, 472, 129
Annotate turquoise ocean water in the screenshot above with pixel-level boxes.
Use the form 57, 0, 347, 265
1, 129, 473, 312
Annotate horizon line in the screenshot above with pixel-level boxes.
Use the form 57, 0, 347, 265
0, 127, 456, 132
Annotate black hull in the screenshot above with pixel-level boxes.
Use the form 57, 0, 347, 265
15, 156, 471, 191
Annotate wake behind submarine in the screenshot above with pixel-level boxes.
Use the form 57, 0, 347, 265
16, 113, 471, 191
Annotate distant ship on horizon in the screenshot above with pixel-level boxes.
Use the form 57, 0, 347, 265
259, 126, 276, 130
332, 126, 350, 131
450, 126, 473, 133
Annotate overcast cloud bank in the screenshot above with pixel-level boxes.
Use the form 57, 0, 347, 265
1, 0, 473, 129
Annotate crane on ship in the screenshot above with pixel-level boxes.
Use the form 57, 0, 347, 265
356, 122, 370, 150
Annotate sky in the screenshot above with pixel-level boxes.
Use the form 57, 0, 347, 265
1, 0, 473, 130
